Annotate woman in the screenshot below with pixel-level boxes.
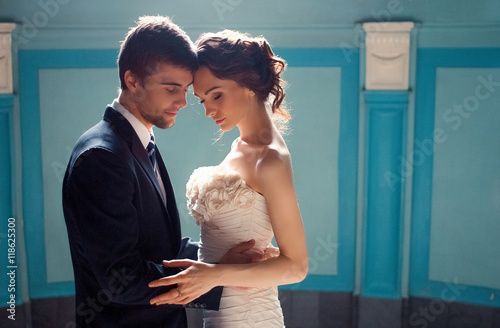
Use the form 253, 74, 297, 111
150, 30, 308, 327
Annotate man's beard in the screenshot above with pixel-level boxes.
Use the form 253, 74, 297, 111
141, 112, 173, 129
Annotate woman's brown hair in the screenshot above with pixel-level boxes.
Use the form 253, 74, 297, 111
195, 30, 290, 120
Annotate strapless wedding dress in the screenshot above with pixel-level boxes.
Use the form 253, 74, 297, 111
186, 165, 284, 328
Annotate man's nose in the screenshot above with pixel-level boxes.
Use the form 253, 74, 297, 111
176, 94, 187, 109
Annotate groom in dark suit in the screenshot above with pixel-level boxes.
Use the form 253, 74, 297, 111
62, 16, 252, 327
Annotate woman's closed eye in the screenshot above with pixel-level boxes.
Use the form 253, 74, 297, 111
212, 92, 222, 101
198, 92, 221, 104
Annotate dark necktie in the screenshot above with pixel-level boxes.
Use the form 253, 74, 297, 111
146, 134, 166, 205
147, 134, 156, 169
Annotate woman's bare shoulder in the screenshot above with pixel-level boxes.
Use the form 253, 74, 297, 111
255, 142, 292, 183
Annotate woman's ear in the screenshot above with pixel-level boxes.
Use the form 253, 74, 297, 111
246, 88, 255, 97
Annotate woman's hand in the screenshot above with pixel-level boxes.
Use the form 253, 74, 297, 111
149, 260, 218, 306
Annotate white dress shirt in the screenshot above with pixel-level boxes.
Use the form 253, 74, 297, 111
111, 99, 167, 205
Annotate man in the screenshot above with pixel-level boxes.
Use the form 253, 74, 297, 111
62, 16, 255, 327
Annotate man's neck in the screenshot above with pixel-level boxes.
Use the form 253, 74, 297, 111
117, 90, 154, 133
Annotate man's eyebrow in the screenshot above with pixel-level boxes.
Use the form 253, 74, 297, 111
160, 82, 182, 87
161, 81, 193, 90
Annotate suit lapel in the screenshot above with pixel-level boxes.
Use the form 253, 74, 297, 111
103, 107, 167, 210
102, 106, 181, 255
155, 149, 181, 241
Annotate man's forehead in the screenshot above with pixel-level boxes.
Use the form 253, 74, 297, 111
148, 63, 193, 85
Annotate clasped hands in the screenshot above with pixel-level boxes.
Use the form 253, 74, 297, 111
149, 239, 279, 306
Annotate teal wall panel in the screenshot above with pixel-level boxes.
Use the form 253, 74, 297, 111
19, 49, 119, 298
430, 68, 500, 290
19, 48, 359, 299
411, 48, 500, 307
38, 68, 119, 283
278, 49, 360, 291
362, 91, 409, 299
286, 67, 341, 276
0, 95, 15, 303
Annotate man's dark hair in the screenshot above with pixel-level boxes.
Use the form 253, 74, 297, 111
118, 16, 197, 89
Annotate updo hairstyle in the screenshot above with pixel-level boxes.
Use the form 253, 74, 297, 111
195, 30, 290, 121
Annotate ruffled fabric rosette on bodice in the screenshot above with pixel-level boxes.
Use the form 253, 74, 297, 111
186, 165, 257, 225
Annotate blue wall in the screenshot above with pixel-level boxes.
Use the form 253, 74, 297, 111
1, 0, 499, 310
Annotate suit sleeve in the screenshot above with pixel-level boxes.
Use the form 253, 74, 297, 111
65, 148, 179, 306
177, 237, 199, 261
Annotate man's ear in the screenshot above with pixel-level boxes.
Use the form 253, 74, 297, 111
124, 70, 140, 91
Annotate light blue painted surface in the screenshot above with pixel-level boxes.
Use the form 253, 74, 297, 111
278, 49, 360, 291
2, 0, 500, 50
411, 48, 500, 307
285, 67, 341, 276
38, 68, 119, 283
362, 90, 408, 299
430, 68, 500, 289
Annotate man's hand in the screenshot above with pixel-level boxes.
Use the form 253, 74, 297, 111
218, 239, 256, 264
219, 240, 280, 264
219, 241, 280, 291
148, 241, 282, 305
263, 244, 280, 261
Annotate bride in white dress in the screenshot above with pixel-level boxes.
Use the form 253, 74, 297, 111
149, 30, 308, 327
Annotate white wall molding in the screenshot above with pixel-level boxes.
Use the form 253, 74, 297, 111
0, 23, 16, 94
9, 22, 500, 51
363, 22, 414, 90
11, 24, 357, 50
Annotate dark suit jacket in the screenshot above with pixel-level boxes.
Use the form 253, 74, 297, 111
63, 107, 221, 327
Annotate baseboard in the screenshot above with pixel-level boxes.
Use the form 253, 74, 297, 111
3, 293, 500, 327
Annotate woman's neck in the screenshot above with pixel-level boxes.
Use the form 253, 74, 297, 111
237, 101, 275, 145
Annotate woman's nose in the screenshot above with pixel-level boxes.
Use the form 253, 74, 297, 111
205, 105, 215, 117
